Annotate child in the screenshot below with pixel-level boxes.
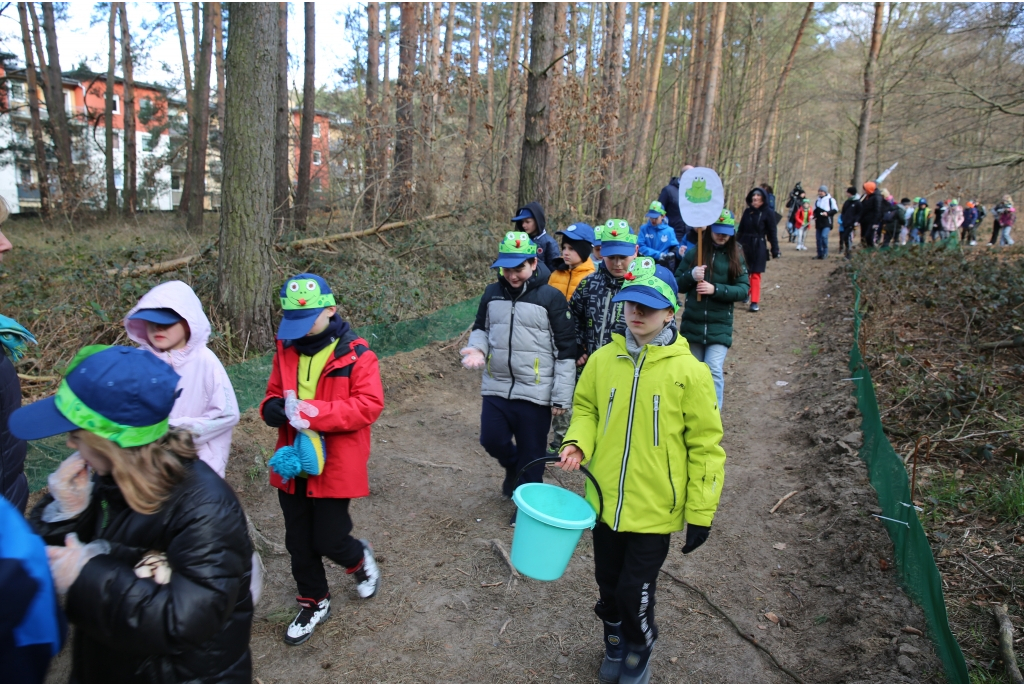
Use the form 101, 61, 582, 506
261, 273, 385, 645
124, 281, 240, 477
591, 223, 604, 265
558, 259, 726, 684
637, 200, 679, 271
794, 198, 811, 250
910, 199, 930, 245
512, 202, 559, 272
461, 233, 575, 520
568, 219, 639, 366
549, 223, 598, 300
931, 201, 946, 242
899, 198, 914, 245
675, 209, 750, 410
961, 201, 978, 245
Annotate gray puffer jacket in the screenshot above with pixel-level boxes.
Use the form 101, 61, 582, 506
467, 266, 576, 408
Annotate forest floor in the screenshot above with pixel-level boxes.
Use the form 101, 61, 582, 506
39, 232, 950, 683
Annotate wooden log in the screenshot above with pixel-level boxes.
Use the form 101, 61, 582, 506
278, 212, 453, 250
994, 605, 1024, 684
978, 337, 1024, 351
106, 252, 215, 278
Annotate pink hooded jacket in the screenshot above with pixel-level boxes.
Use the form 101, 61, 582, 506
124, 281, 240, 477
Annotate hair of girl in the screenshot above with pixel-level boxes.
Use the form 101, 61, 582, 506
701, 226, 743, 282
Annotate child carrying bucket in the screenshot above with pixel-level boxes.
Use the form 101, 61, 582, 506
558, 258, 727, 684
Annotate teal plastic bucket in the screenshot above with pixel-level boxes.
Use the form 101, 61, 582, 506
509, 458, 603, 581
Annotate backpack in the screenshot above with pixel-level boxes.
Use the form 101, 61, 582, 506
999, 207, 1016, 227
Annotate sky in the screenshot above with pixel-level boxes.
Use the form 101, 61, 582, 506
0, 2, 370, 99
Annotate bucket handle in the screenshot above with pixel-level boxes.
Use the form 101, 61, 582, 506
515, 457, 604, 524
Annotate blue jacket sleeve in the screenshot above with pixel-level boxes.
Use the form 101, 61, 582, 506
637, 224, 663, 258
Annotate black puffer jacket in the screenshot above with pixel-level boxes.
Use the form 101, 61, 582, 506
0, 353, 28, 513
30, 458, 253, 683
737, 188, 780, 274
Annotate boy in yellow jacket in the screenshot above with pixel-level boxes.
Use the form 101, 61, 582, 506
559, 257, 726, 684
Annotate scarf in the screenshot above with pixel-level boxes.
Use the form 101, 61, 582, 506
292, 314, 350, 356
625, 325, 675, 361
0, 314, 36, 362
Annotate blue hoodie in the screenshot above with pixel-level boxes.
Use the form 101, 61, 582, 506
637, 219, 680, 259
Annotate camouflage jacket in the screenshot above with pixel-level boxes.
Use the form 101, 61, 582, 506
568, 264, 627, 358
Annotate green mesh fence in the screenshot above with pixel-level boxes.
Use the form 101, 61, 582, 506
849, 271, 968, 683
24, 296, 480, 491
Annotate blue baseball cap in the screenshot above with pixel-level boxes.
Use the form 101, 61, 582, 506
277, 273, 337, 340
511, 208, 534, 222
556, 223, 596, 245
600, 219, 639, 257
710, 209, 736, 236
127, 307, 184, 326
9, 345, 181, 446
612, 258, 679, 312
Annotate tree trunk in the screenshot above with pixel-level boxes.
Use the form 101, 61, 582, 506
174, 2, 195, 216
441, 1, 456, 83
632, 2, 669, 177
294, 2, 316, 230
273, 2, 290, 224
686, 2, 707, 159
485, 13, 495, 134
119, 3, 138, 215
364, 2, 381, 218
390, 2, 418, 213
543, 2, 566, 209
16, 3, 50, 219
219, 2, 277, 352
428, 1, 442, 140
213, 3, 226, 139
497, 2, 523, 196
695, 2, 726, 167
187, 2, 214, 229
382, 3, 391, 108
27, 4, 49, 113
460, 1, 481, 198
622, 2, 640, 140
852, 2, 884, 190
41, 3, 75, 199
104, 4, 117, 216
596, 2, 626, 219
671, 3, 689, 167
516, 2, 555, 209
753, 2, 812, 181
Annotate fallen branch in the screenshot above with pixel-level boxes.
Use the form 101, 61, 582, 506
395, 456, 464, 472
994, 604, 1024, 684
279, 212, 453, 251
962, 552, 1011, 594
770, 490, 800, 514
17, 373, 59, 382
246, 515, 286, 556
490, 538, 520, 579
978, 337, 1024, 351
660, 569, 804, 683
106, 251, 216, 277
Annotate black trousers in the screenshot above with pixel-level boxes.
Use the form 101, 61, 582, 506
278, 477, 364, 600
592, 523, 671, 650
479, 395, 552, 487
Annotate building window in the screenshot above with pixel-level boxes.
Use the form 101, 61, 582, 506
139, 96, 155, 124
13, 123, 28, 144
112, 94, 120, 113
11, 83, 25, 101
313, 122, 321, 138
112, 134, 120, 149
312, 151, 322, 166
64, 91, 73, 115
171, 175, 181, 191
17, 164, 33, 185
114, 170, 123, 190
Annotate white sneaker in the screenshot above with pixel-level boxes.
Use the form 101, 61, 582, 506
969, 240, 977, 246
284, 594, 330, 645
351, 539, 380, 598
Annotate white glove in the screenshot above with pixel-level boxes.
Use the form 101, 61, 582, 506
46, 533, 110, 594
134, 551, 173, 585
41, 453, 93, 523
283, 389, 319, 430
691, 265, 706, 281
460, 347, 486, 370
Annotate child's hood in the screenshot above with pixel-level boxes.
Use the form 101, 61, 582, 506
124, 280, 212, 359
515, 201, 547, 234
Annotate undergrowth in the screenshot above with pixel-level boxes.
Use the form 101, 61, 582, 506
852, 241, 1024, 680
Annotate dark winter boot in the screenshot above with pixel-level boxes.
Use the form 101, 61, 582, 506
619, 641, 655, 684
598, 621, 625, 684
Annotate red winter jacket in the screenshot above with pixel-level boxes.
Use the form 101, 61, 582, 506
260, 330, 384, 499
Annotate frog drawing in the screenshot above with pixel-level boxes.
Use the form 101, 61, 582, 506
685, 178, 713, 204
284, 278, 328, 308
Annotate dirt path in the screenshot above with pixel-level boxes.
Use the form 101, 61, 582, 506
43, 234, 943, 683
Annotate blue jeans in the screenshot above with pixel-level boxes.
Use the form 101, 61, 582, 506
688, 342, 728, 410
816, 227, 830, 258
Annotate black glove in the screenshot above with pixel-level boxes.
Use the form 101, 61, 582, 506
262, 397, 287, 428
681, 524, 710, 554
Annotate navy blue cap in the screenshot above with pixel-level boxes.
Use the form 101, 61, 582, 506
556, 223, 596, 245
511, 208, 534, 222
277, 273, 336, 340
9, 346, 181, 441
127, 308, 184, 326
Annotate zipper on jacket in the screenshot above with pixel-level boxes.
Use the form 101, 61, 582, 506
612, 351, 646, 530
653, 395, 660, 446
506, 299, 518, 399
603, 388, 617, 434
667, 453, 677, 513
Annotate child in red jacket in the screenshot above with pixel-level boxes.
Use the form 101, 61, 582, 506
260, 273, 385, 646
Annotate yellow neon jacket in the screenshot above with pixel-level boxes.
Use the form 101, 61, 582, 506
562, 331, 726, 533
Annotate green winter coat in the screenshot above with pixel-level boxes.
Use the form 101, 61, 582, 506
562, 331, 726, 533
675, 246, 750, 347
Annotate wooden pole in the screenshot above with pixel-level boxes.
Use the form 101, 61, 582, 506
696, 226, 705, 301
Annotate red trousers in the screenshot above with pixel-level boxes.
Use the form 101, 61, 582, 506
750, 272, 762, 303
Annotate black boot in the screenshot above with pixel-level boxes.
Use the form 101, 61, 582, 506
619, 641, 655, 684
598, 621, 624, 684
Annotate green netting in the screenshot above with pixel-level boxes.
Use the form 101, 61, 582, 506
23, 296, 480, 491
849, 271, 968, 684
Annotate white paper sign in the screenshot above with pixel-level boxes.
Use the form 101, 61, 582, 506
679, 167, 725, 228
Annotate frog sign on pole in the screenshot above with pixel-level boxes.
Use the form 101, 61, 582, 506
678, 167, 725, 301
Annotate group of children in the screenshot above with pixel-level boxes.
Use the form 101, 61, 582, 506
461, 200, 743, 683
